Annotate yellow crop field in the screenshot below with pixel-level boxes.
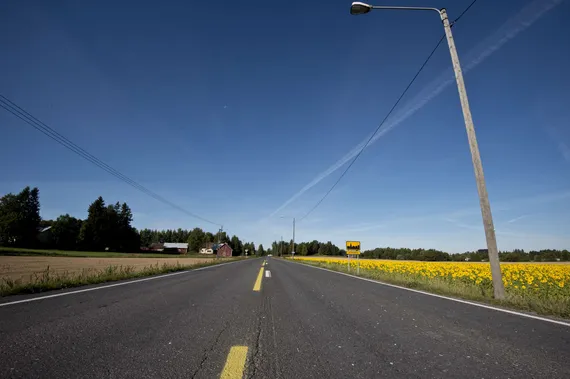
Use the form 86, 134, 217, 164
291, 257, 570, 317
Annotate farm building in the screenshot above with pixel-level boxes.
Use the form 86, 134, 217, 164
163, 242, 189, 254
215, 243, 233, 257
146, 243, 164, 252
200, 242, 233, 257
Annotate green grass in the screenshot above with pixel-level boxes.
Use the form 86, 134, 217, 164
0, 247, 208, 258
291, 259, 570, 320
0, 259, 240, 297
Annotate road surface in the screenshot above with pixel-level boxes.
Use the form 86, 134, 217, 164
0, 257, 568, 378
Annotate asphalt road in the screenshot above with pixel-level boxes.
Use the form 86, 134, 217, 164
1, 257, 569, 378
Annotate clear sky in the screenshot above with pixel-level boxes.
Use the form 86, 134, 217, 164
1, 0, 569, 253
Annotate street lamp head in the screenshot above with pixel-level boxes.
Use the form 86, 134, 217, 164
350, 2, 372, 15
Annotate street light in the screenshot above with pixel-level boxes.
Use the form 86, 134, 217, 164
350, 2, 506, 299
280, 216, 296, 257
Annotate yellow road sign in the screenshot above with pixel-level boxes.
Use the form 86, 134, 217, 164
346, 241, 361, 255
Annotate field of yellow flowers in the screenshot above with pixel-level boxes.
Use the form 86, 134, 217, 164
291, 257, 570, 317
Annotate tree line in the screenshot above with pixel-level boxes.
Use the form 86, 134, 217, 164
0, 186, 255, 255
362, 247, 570, 262
0, 186, 139, 251
362, 247, 451, 261
269, 239, 570, 263
454, 249, 570, 262
1, 186, 568, 261
268, 240, 346, 256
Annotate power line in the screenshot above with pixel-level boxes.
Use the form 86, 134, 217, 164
0, 94, 222, 227
298, 1, 481, 222
452, 0, 479, 25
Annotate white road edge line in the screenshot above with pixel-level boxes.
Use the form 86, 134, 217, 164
265, 270, 271, 278
285, 259, 570, 328
0, 259, 248, 308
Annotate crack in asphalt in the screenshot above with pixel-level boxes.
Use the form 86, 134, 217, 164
247, 297, 266, 379
190, 322, 230, 379
269, 297, 282, 379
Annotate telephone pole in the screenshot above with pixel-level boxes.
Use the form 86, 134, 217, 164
217, 226, 223, 244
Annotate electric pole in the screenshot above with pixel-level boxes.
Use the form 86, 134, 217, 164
349, 2, 506, 299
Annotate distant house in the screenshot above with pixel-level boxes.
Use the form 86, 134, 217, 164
200, 242, 215, 255
163, 242, 188, 254
200, 242, 233, 257
215, 243, 233, 257
148, 243, 165, 252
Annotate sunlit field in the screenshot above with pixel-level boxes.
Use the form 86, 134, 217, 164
0, 256, 235, 296
290, 257, 570, 318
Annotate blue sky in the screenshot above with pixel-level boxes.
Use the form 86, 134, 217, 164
1, 0, 569, 253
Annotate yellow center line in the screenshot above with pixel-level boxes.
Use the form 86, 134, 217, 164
253, 267, 264, 291
220, 345, 248, 379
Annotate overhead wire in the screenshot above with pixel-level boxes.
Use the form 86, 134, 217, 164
452, 0, 479, 25
0, 95, 222, 227
298, 1, 480, 221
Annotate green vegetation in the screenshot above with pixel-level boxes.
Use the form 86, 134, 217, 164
0, 259, 239, 297
269, 239, 346, 257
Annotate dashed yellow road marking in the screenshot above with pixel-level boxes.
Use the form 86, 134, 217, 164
253, 267, 264, 291
220, 346, 248, 379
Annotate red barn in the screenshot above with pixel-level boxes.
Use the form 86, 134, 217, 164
215, 243, 233, 257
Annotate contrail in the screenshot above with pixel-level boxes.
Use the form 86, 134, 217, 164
270, 0, 563, 218
507, 215, 528, 224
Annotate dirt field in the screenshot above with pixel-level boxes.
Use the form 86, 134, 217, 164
0, 256, 216, 281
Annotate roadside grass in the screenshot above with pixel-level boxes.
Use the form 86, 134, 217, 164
291, 260, 570, 320
0, 259, 239, 297
0, 247, 207, 258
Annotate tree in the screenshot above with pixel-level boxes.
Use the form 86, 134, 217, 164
0, 193, 20, 246
188, 228, 205, 253
257, 244, 265, 256
243, 242, 256, 256
79, 197, 108, 251
0, 187, 41, 247
51, 214, 82, 250
217, 231, 230, 244
204, 232, 215, 243
139, 229, 154, 247
230, 235, 243, 256
115, 203, 139, 252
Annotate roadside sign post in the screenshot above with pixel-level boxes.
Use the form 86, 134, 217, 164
346, 241, 361, 274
